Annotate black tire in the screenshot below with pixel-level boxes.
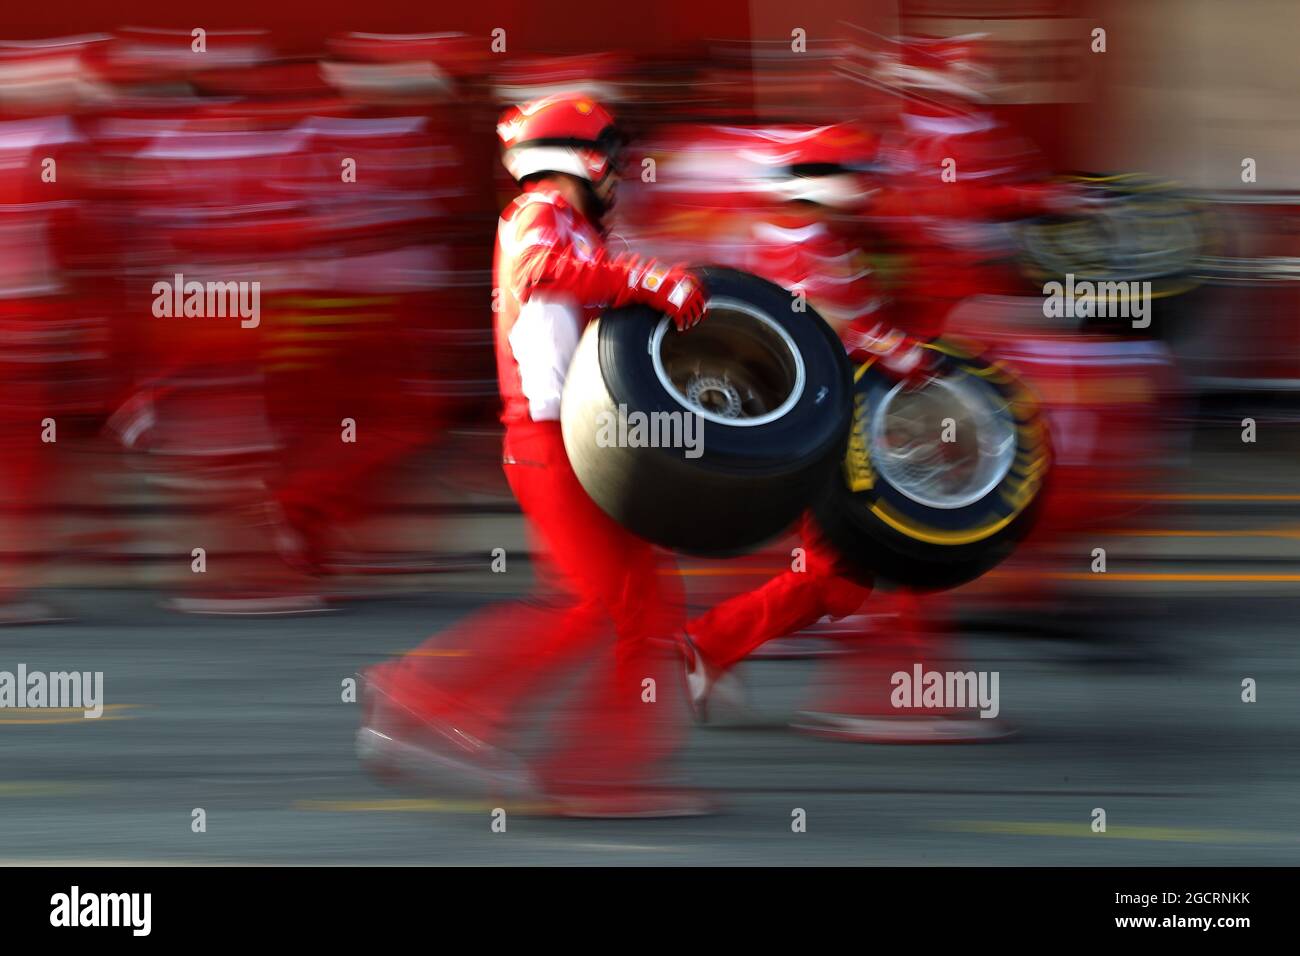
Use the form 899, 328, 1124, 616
561, 266, 853, 555
1016, 173, 1218, 336
812, 340, 1051, 590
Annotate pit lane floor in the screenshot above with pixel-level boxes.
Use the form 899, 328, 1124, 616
1, 587, 1296, 866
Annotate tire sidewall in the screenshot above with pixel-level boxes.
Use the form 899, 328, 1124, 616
816, 341, 1051, 588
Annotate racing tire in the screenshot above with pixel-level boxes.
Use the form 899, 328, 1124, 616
812, 339, 1051, 590
1017, 173, 1218, 336
561, 266, 853, 555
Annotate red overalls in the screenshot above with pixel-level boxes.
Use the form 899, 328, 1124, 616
684, 211, 948, 716
684, 108, 1080, 717
376, 186, 688, 792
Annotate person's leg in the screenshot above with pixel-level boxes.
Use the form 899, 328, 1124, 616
502, 425, 686, 792
0, 411, 44, 599
376, 423, 687, 791
805, 588, 940, 716
687, 520, 871, 670
794, 588, 1013, 741
371, 597, 605, 741
535, 542, 685, 793
0, 322, 54, 602
267, 317, 442, 568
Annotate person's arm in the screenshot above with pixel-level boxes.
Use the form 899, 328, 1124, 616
841, 311, 936, 384
508, 201, 707, 329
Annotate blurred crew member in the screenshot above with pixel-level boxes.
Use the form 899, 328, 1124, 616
681, 123, 1006, 741
865, 33, 1089, 336
362, 94, 715, 816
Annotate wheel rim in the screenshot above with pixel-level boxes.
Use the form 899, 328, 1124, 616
869, 373, 1017, 510
651, 296, 806, 427
1024, 196, 1203, 282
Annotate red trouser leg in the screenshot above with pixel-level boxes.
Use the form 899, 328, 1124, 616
687, 519, 872, 670
0, 371, 51, 596
0, 427, 44, 595
267, 323, 441, 540
805, 589, 960, 715
379, 422, 686, 792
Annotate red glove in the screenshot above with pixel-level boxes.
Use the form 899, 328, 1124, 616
843, 319, 937, 388
625, 261, 707, 330
508, 199, 707, 329
520, 249, 706, 330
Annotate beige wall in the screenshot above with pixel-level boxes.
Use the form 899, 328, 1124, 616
1084, 0, 1300, 189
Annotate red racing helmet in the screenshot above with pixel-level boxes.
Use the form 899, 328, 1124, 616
496, 93, 621, 185
741, 123, 881, 208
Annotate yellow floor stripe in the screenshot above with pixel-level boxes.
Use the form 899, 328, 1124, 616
0, 704, 138, 725
1106, 527, 1300, 539
0, 781, 107, 797
666, 566, 1300, 584
937, 820, 1280, 843
1048, 572, 1300, 583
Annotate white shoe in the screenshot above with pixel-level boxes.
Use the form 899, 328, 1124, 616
681, 631, 747, 723
791, 711, 1017, 743
357, 677, 539, 800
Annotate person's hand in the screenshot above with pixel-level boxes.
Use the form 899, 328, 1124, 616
881, 343, 940, 389
851, 336, 940, 390
630, 262, 707, 330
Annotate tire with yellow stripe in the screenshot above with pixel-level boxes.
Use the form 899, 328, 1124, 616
1017, 173, 1217, 333
812, 341, 1051, 591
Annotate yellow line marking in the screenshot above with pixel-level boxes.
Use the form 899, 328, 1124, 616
1105, 527, 1300, 539
668, 562, 1300, 581
1047, 572, 1300, 583
937, 820, 1280, 844
0, 716, 134, 725
0, 781, 108, 797
0, 704, 139, 725
398, 649, 471, 658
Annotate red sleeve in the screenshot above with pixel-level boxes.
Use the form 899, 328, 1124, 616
507, 199, 644, 309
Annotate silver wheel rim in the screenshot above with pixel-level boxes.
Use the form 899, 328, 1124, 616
869, 373, 1017, 510
650, 296, 806, 427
